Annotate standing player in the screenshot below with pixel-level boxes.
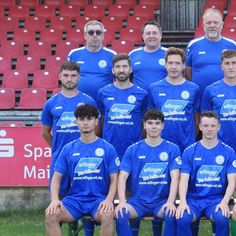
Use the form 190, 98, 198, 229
185, 8, 236, 96
129, 20, 167, 91
149, 47, 200, 153
201, 49, 236, 152
45, 104, 119, 236
115, 109, 181, 236
67, 20, 116, 101
97, 53, 148, 159
176, 111, 236, 236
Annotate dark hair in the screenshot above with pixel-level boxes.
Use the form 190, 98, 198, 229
112, 53, 131, 66
60, 61, 80, 73
221, 49, 236, 62
165, 47, 186, 63
200, 111, 219, 122
142, 20, 162, 34
143, 109, 164, 123
74, 104, 99, 119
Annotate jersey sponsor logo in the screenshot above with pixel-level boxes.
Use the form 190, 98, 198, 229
74, 157, 102, 176
56, 112, 77, 128
0, 130, 14, 158
159, 58, 165, 66
108, 103, 135, 120
181, 90, 190, 100
139, 162, 168, 181
196, 165, 223, 183
215, 155, 225, 165
159, 152, 168, 161
95, 148, 104, 157
220, 100, 236, 117
98, 60, 107, 68
127, 95, 136, 104
161, 99, 188, 116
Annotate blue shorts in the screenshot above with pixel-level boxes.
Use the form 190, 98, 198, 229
62, 196, 106, 221
187, 197, 222, 220
127, 197, 167, 219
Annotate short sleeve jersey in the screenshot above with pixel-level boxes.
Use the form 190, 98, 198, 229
67, 46, 116, 100
55, 138, 119, 200
97, 83, 148, 158
149, 79, 200, 152
181, 141, 236, 199
120, 139, 181, 204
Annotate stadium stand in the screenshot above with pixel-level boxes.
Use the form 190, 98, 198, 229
83, 5, 105, 20
111, 39, 135, 54
0, 121, 26, 127
26, 41, 52, 58
0, 88, 15, 109
108, 4, 130, 19
23, 16, 46, 31
16, 56, 41, 74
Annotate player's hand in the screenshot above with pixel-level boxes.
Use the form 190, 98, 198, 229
176, 203, 190, 219
215, 201, 230, 218
45, 199, 64, 215
115, 202, 129, 218
161, 201, 176, 217
98, 199, 114, 215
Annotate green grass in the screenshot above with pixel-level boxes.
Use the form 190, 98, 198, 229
0, 209, 219, 236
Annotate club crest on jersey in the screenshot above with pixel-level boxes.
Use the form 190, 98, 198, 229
95, 148, 104, 157
159, 152, 168, 161
215, 155, 225, 165
159, 58, 165, 66
181, 91, 190, 100
175, 156, 182, 165
232, 160, 236, 168
115, 157, 120, 166
98, 60, 107, 68
127, 95, 136, 104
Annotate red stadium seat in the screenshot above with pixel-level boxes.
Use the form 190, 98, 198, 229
119, 28, 142, 45
66, 0, 87, 8
0, 0, 16, 7
74, 16, 92, 28
33, 121, 42, 127
222, 27, 236, 40
133, 5, 156, 19
194, 25, 204, 38
0, 57, 12, 73
49, 16, 72, 30
0, 17, 19, 31
13, 28, 36, 44
203, 2, 224, 14
24, 16, 46, 31
112, 39, 135, 54
0, 41, 24, 58
34, 5, 56, 18
227, 5, 236, 17
224, 15, 236, 28
126, 16, 149, 30
84, 5, 105, 20
59, 5, 80, 18
139, 0, 160, 9
2, 70, 28, 91
16, 56, 41, 74
45, 55, 66, 71
108, 5, 130, 19
205, 0, 227, 9
102, 16, 124, 31
0, 88, 15, 109
32, 70, 58, 90
44, 0, 65, 7
115, 0, 136, 8
18, 0, 39, 7
103, 28, 116, 46
55, 41, 78, 57
16, 88, 47, 109
39, 28, 64, 44
90, 0, 112, 8
0, 121, 26, 127
27, 41, 52, 58
66, 28, 85, 45
0, 6, 5, 17
52, 87, 62, 95
8, 5, 29, 18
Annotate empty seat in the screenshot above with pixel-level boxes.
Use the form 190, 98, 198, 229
0, 41, 23, 58
205, 0, 227, 9
0, 121, 26, 127
45, 55, 66, 71
108, 5, 130, 19
39, 28, 64, 43
59, 4, 80, 17
16, 56, 41, 74
194, 26, 204, 38
203, 2, 224, 14
2, 69, 28, 91
0, 5, 5, 17
0, 57, 12, 73
34, 5, 56, 18
84, 5, 105, 20
139, 0, 160, 8
74, 16, 92, 29
228, 5, 236, 17
224, 15, 236, 28
103, 28, 116, 46
32, 70, 58, 90
119, 28, 142, 45
66, 28, 85, 44
66, 0, 87, 8
0, 0, 16, 7
115, 0, 136, 8
0, 88, 15, 109
24, 16, 46, 31
126, 16, 149, 30
13, 28, 36, 43
112, 39, 135, 53
8, 5, 29, 18
222, 27, 236, 40
49, 16, 72, 30
91, 0, 112, 8
52, 87, 62, 95
0, 17, 19, 31
33, 121, 42, 127
55, 41, 78, 57
44, 0, 65, 7
16, 88, 47, 109
133, 5, 156, 19
27, 41, 52, 58
18, 0, 39, 7
102, 16, 123, 31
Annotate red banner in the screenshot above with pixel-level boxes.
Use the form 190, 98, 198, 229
0, 127, 51, 186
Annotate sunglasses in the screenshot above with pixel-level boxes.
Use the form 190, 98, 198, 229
87, 30, 103, 36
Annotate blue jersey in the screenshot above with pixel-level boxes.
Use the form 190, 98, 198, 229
201, 80, 236, 152
55, 138, 119, 200
186, 36, 236, 94
97, 83, 148, 158
67, 46, 116, 100
129, 46, 167, 91
120, 139, 181, 204
41, 92, 97, 169
181, 141, 236, 200
149, 79, 200, 152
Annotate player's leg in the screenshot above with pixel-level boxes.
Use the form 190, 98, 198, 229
129, 218, 140, 236
81, 218, 95, 236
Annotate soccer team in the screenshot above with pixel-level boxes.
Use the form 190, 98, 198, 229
42, 7, 236, 236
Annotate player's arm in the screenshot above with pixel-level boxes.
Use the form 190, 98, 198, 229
41, 125, 52, 147
215, 173, 236, 217
185, 66, 192, 81
45, 172, 64, 215
176, 173, 190, 219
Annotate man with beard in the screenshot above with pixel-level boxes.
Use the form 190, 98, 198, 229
67, 20, 116, 101
97, 54, 148, 160
185, 8, 236, 97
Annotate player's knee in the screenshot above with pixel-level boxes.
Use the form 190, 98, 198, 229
212, 211, 229, 225
177, 211, 193, 226
100, 211, 114, 226
163, 212, 176, 224
116, 208, 131, 225
45, 213, 60, 227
